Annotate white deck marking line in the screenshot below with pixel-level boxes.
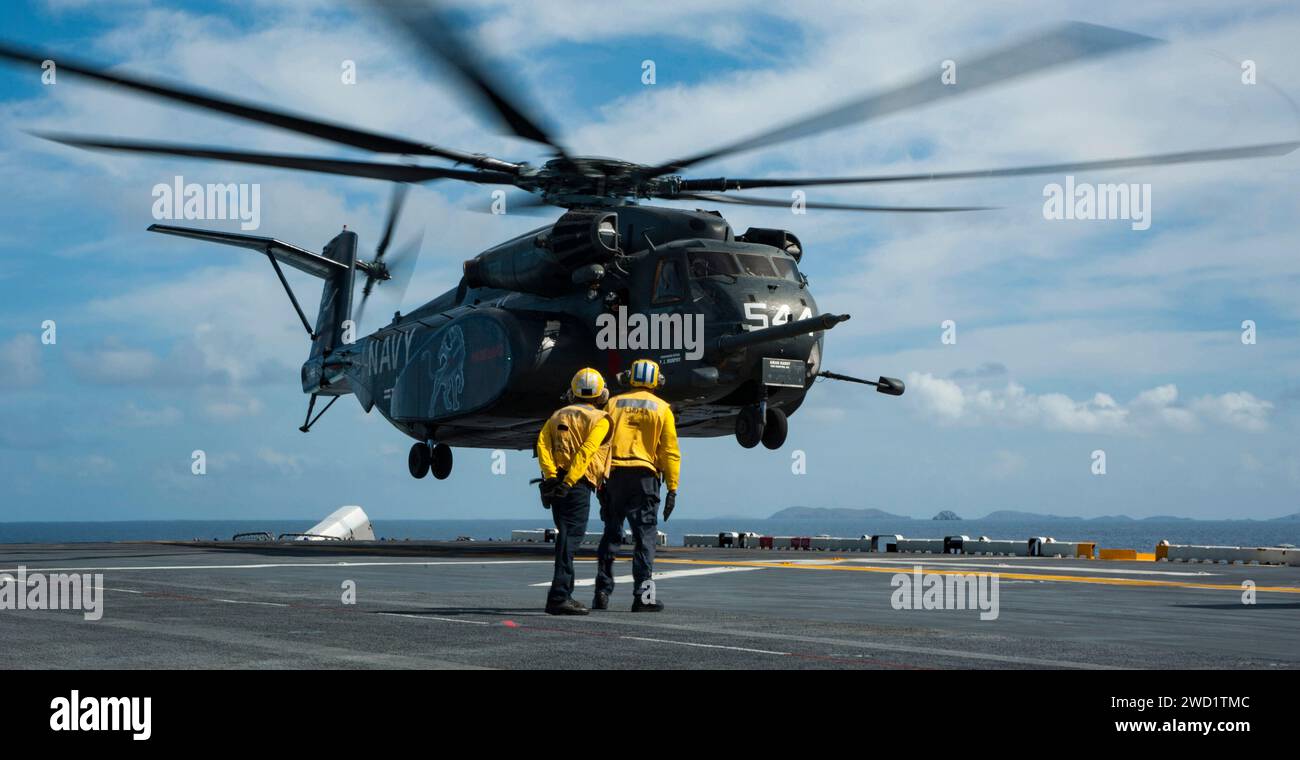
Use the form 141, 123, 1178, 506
378, 612, 492, 626
620, 636, 789, 656
529, 565, 763, 587
0, 559, 555, 574
834, 558, 1217, 576
212, 599, 291, 607
583, 616, 1120, 669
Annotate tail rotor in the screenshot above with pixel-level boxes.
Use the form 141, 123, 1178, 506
355, 183, 422, 328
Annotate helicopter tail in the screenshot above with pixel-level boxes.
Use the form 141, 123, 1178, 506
304, 230, 358, 379
146, 224, 358, 396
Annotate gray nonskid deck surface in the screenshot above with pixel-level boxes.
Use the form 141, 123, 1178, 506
2, 542, 1297, 669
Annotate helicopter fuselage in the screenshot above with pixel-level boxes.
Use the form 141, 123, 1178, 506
332, 204, 827, 450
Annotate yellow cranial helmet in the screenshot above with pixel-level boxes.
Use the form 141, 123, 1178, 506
569, 367, 607, 401
628, 358, 663, 388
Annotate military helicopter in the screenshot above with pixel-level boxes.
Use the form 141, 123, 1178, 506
2, 2, 1294, 481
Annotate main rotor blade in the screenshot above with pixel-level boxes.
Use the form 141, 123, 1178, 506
680, 140, 1300, 191
0, 41, 520, 173
369, 0, 570, 158
375, 183, 410, 262
648, 22, 1161, 175
33, 132, 519, 184
671, 192, 995, 213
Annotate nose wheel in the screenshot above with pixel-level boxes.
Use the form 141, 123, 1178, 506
735, 405, 764, 448
408, 441, 454, 480
761, 407, 788, 449
735, 404, 790, 449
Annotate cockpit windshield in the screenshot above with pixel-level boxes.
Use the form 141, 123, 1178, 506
771, 257, 801, 283
735, 253, 777, 278
689, 249, 801, 282
688, 250, 740, 278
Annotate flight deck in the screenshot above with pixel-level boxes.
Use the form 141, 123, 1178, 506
2, 541, 1298, 669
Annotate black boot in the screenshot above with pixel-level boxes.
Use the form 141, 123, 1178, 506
631, 598, 665, 612
545, 598, 590, 616
591, 591, 610, 610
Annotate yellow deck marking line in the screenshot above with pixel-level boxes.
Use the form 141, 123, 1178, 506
655, 557, 1300, 593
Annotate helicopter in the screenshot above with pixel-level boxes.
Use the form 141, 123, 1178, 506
2, 2, 1294, 482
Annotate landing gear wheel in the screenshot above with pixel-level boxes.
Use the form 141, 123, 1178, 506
735, 405, 765, 449
761, 407, 788, 450
431, 443, 453, 480
408, 442, 430, 479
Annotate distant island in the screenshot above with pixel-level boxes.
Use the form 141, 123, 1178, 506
769, 506, 909, 520
763, 507, 1300, 522
980, 510, 1082, 521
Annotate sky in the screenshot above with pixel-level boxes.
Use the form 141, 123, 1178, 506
1, 0, 1298, 522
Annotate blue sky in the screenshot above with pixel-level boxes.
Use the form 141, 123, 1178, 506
1, 0, 1298, 522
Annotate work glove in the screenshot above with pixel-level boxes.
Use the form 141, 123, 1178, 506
538, 477, 561, 509
552, 480, 571, 501
663, 490, 677, 521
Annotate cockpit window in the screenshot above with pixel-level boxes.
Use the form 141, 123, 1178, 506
688, 250, 739, 278
736, 253, 777, 278
772, 257, 801, 283
652, 259, 685, 303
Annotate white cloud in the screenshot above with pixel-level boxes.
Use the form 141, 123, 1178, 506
204, 393, 264, 420
116, 401, 183, 427
906, 373, 1271, 434
67, 341, 161, 385
989, 449, 1027, 479
0, 334, 43, 388
36, 452, 115, 478
1191, 391, 1273, 432
256, 446, 307, 476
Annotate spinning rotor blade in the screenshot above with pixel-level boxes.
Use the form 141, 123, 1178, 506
356, 185, 421, 329
354, 234, 423, 328
671, 192, 995, 213
33, 133, 519, 184
375, 183, 410, 262
369, 0, 571, 160
384, 232, 425, 309
0, 41, 519, 173
680, 140, 1300, 191
648, 22, 1161, 175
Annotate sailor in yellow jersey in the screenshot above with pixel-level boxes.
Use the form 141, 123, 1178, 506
536, 368, 612, 615
594, 358, 680, 612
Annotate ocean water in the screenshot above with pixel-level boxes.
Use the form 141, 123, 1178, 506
0, 518, 1296, 550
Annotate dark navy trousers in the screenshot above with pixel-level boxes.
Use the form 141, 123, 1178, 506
595, 468, 660, 598
547, 480, 592, 606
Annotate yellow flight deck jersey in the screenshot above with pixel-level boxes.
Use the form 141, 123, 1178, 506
537, 403, 611, 488
605, 389, 680, 491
